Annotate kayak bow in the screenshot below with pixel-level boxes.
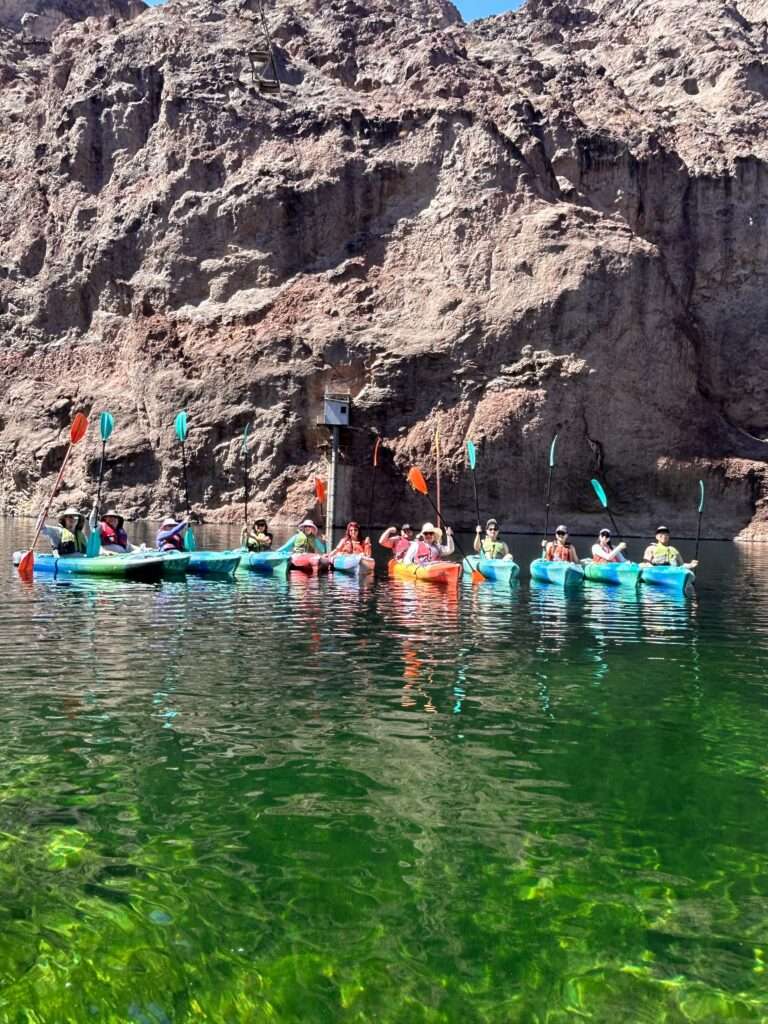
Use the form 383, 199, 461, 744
13, 550, 165, 583
464, 555, 520, 584
583, 561, 641, 586
530, 559, 585, 588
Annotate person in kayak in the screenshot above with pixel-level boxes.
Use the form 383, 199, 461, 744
473, 518, 514, 560
91, 508, 138, 554
156, 516, 188, 552
332, 521, 372, 556
241, 517, 273, 552
293, 519, 325, 554
38, 506, 90, 556
642, 526, 698, 569
542, 525, 579, 562
379, 524, 414, 560
403, 522, 455, 565
591, 528, 627, 563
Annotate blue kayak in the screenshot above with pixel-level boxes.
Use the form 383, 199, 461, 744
331, 554, 375, 576
640, 565, 695, 592
13, 550, 165, 582
584, 561, 641, 586
465, 555, 520, 584
237, 549, 290, 575
529, 559, 585, 588
186, 550, 241, 576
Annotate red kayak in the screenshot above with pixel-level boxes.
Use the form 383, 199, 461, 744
290, 553, 330, 574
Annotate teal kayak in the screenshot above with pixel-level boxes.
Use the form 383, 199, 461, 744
640, 565, 695, 592
330, 554, 375, 576
465, 555, 520, 584
154, 551, 191, 578
584, 561, 641, 586
13, 550, 165, 582
236, 549, 290, 575
187, 550, 241, 576
529, 559, 585, 588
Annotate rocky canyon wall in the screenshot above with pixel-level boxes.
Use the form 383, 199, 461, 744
1, 0, 768, 536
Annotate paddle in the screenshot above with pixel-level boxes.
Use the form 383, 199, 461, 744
466, 440, 480, 528
175, 410, 195, 551
367, 436, 382, 533
86, 411, 115, 557
694, 479, 705, 561
590, 478, 622, 541
544, 433, 558, 537
434, 426, 442, 528
18, 412, 89, 578
242, 423, 251, 528
406, 466, 471, 568
315, 476, 326, 525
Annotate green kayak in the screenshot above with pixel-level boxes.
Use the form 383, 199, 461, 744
13, 550, 165, 582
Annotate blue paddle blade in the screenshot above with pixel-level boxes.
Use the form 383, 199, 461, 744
99, 411, 114, 442
184, 526, 196, 551
175, 411, 188, 443
466, 440, 476, 471
591, 478, 609, 509
241, 423, 250, 454
698, 480, 705, 514
86, 526, 101, 558
549, 434, 559, 469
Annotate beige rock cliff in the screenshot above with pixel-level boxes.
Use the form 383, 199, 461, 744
1, 0, 767, 537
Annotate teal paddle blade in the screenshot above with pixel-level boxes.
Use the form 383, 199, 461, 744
466, 440, 476, 471
99, 411, 114, 442
549, 434, 559, 468
591, 478, 609, 509
175, 411, 188, 443
698, 479, 705, 514
184, 527, 196, 551
241, 423, 251, 454
86, 526, 101, 558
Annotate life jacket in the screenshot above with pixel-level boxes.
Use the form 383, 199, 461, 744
481, 538, 507, 559
293, 530, 319, 554
413, 540, 440, 564
335, 537, 372, 556
649, 543, 680, 566
160, 532, 185, 552
392, 537, 411, 560
545, 541, 573, 563
591, 543, 612, 564
245, 530, 272, 552
58, 527, 87, 556
100, 521, 129, 550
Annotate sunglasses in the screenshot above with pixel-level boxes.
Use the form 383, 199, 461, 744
556, 531, 567, 536
423, 531, 435, 537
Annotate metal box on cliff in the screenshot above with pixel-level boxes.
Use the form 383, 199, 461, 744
323, 395, 351, 427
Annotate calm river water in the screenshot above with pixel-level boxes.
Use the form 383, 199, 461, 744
2, 519, 767, 1022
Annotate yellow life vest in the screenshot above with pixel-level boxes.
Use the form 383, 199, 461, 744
245, 530, 272, 552
59, 527, 86, 556
293, 531, 318, 554
481, 538, 508, 559
649, 543, 680, 566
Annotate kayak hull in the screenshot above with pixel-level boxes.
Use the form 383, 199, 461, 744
155, 551, 192, 578
186, 550, 241, 576
290, 553, 330, 574
529, 559, 585, 588
331, 554, 375, 576
465, 555, 520, 583
640, 565, 695, 591
584, 561, 641, 586
389, 559, 461, 585
237, 549, 290, 575
13, 551, 165, 583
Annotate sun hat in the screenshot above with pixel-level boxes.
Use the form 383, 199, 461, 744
486, 518, 498, 528
556, 524, 568, 533
421, 522, 437, 534
58, 507, 84, 528
157, 516, 187, 542
299, 519, 317, 530
102, 509, 124, 527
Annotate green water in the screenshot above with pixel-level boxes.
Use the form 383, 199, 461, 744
2, 520, 768, 1022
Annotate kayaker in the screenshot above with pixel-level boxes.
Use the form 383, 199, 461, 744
473, 518, 514, 560
542, 525, 579, 563
403, 522, 454, 565
92, 508, 136, 554
379, 524, 414, 560
332, 521, 372, 556
293, 519, 325, 554
156, 516, 188, 552
642, 526, 698, 569
38, 506, 90, 556
241, 517, 273, 552
591, 529, 627, 563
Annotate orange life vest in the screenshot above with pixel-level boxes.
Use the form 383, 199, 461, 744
545, 541, 574, 563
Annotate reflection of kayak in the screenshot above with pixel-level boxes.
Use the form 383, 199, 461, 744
187, 550, 241, 576
465, 555, 520, 583
290, 553, 330, 574
584, 561, 641, 586
331, 554, 375, 576
529, 559, 585, 587
236, 550, 290, 575
13, 550, 165, 583
389, 559, 461, 585
640, 565, 695, 591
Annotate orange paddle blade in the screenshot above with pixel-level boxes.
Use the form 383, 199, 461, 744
315, 478, 327, 503
17, 550, 34, 579
407, 467, 428, 495
372, 437, 382, 468
70, 412, 89, 444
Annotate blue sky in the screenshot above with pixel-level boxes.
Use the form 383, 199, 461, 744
144, 0, 523, 17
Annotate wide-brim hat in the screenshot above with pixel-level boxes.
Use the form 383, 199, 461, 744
58, 507, 84, 529
158, 517, 186, 541
420, 522, 437, 535
102, 509, 124, 528
298, 519, 317, 531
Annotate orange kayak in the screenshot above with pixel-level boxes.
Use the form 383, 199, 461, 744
388, 559, 461, 585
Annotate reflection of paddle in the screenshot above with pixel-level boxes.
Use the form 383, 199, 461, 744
18, 413, 89, 579
544, 433, 558, 537
367, 436, 381, 534
406, 466, 471, 571
86, 411, 114, 557
694, 480, 705, 561
175, 411, 196, 551
590, 478, 622, 540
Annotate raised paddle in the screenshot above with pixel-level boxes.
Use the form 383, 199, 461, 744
367, 436, 382, 533
241, 423, 251, 527
590, 478, 622, 541
175, 410, 196, 551
694, 479, 705, 561
434, 426, 442, 529
406, 466, 472, 569
466, 440, 480, 528
86, 411, 115, 557
544, 433, 559, 537
18, 412, 89, 578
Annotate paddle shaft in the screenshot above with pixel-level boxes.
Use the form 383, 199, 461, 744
180, 441, 191, 517
367, 440, 380, 533
606, 508, 622, 542
243, 448, 250, 525
695, 508, 703, 561
544, 464, 555, 536
27, 442, 78, 555
471, 469, 480, 527
419, 490, 469, 563
94, 439, 107, 519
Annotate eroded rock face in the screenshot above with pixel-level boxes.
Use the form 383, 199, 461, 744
1, 0, 767, 538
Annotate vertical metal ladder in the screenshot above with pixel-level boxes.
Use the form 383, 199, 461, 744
248, 0, 280, 94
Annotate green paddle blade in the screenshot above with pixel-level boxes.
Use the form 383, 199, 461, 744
466, 440, 476, 471
184, 526, 196, 551
591, 478, 609, 509
175, 411, 189, 443
549, 433, 559, 468
99, 411, 114, 442
85, 526, 101, 558
698, 479, 705, 514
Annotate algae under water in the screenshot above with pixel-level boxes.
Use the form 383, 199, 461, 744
2, 519, 768, 1022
